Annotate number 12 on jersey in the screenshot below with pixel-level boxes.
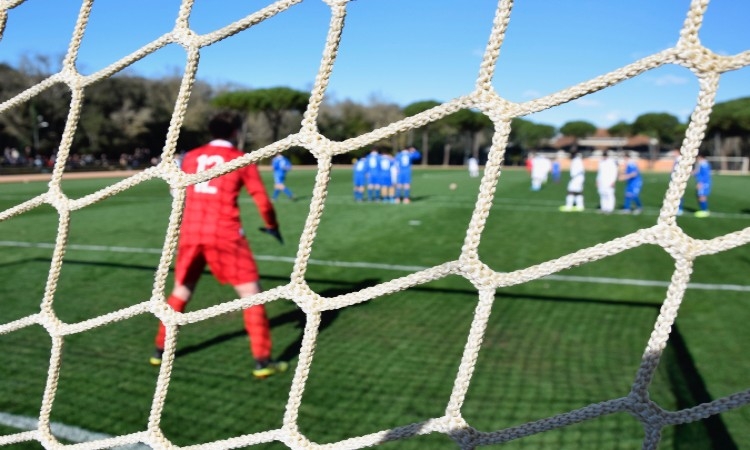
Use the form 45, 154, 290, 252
194, 154, 225, 194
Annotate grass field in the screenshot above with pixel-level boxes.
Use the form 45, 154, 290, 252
0, 166, 748, 449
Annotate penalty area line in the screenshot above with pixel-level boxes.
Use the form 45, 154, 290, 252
0, 412, 149, 449
0, 240, 748, 292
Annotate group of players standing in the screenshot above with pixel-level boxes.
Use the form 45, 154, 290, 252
549, 149, 712, 217
352, 146, 421, 203
153, 111, 715, 381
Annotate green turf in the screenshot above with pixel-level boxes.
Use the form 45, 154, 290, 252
0, 167, 748, 449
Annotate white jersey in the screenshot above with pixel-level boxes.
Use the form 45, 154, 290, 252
596, 158, 618, 188
531, 156, 551, 179
468, 157, 479, 177
567, 155, 585, 192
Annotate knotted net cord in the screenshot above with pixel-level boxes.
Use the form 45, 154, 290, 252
0, 0, 748, 448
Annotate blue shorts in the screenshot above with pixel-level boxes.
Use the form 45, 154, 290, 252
697, 183, 711, 197
273, 171, 286, 184
367, 172, 379, 186
397, 171, 412, 185
626, 183, 642, 197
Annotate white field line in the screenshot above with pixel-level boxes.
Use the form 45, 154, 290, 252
0, 237, 746, 442
0, 412, 149, 449
258, 195, 750, 220
258, 195, 750, 219
0, 240, 748, 292
3, 192, 748, 219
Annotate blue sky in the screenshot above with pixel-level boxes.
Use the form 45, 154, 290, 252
1, 0, 748, 129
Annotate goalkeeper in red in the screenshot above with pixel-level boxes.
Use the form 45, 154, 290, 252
150, 111, 288, 379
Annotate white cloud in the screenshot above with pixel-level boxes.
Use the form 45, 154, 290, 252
652, 74, 689, 86
677, 107, 694, 120
573, 97, 601, 107
630, 42, 680, 61
604, 110, 624, 124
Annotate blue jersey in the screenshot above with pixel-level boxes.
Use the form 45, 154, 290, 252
378, 155, 394, 186
695, 159, 711, 196
364, 151, 380, 185
395, 149, 413, 184
353, 158, 367, 187
408, 148, 421, 163
695, 160, 711, 184
624, 161, 642, 193
272, 155, 291, 183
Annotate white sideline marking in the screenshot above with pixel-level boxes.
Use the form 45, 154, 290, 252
0, 412, 148, 449
291, 195, 750, 219
0, 240, 748, 292
0, 237, 747, 441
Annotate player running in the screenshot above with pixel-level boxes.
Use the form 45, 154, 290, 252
271, 153, 295, 201
150, 111, 288, 379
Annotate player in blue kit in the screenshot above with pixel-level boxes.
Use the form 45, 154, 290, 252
352, 157, 367, 202
669, 149, 686, 215
378, 150, 395, 203
693, 152, 712, 217
364, 148, 381, 201
271, 153, 294, 201
394, 146, 420, 203
618, 152, 643, 214
551, 157, 561, 183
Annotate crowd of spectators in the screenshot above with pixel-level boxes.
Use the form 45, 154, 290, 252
1, 146, 159, 172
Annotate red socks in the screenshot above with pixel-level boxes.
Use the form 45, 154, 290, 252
244, 305, 271, 361
154, 295, 187, 350
154, 296, 272, 362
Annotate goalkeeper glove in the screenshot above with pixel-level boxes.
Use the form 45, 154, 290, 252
259, 227, 284, 244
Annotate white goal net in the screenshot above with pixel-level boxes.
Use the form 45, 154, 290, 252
705, 156, 750, 174
1, 0, 749, 449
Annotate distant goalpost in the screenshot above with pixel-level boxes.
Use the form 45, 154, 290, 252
1, 1, 749, 449
705, 156, 750, 174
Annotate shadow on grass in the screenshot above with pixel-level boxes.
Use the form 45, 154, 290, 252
271, 278, 380, 364
26, 256, 739, 447
355, 195, 430, 204
275, 194, 308, 203
172, 277, 379, 363
30, 255, 661, 310
667, 325, 738, 449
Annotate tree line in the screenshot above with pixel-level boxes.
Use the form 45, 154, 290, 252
1, 57, 749, 169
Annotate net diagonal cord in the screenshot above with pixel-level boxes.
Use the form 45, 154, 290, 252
0, 0, 748, 449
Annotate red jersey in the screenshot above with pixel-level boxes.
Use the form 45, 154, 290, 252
179, 140, 277, 244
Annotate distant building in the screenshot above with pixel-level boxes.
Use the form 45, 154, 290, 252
550, 129, 655, 154
536, 129, 675, 172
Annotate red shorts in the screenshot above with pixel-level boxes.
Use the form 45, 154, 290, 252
175, 238, 259, 286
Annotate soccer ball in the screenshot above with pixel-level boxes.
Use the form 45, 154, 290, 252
449, 183, 457, 190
